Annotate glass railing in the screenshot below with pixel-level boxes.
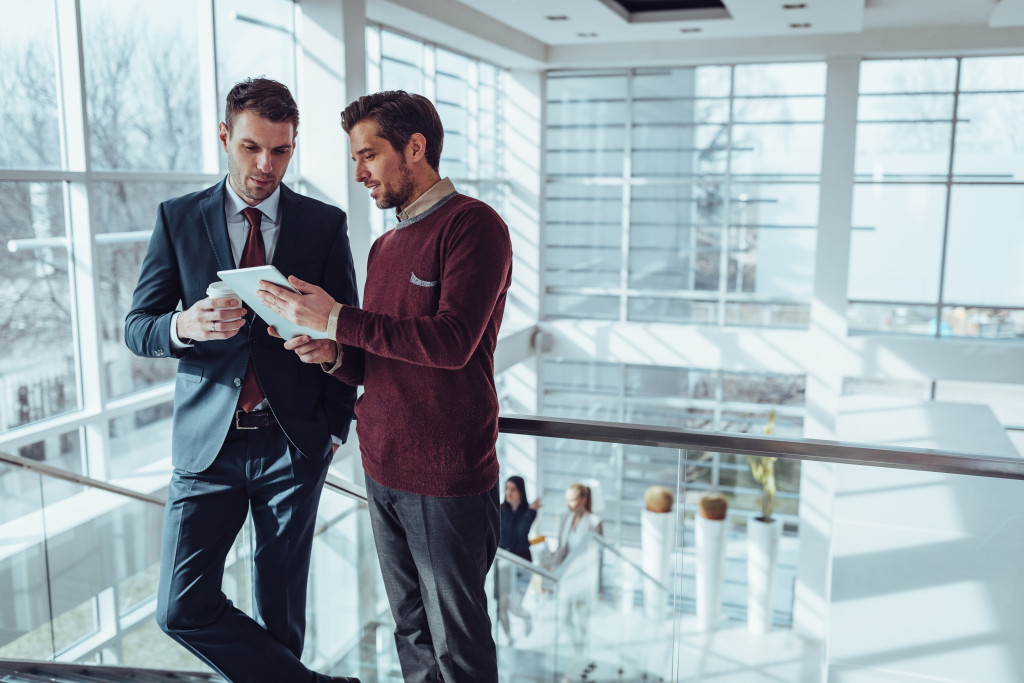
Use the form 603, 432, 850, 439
5, 411, 1024, 683
498, 414, 1024, 683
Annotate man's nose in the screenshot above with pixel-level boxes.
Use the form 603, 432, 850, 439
257, 152, 273, 174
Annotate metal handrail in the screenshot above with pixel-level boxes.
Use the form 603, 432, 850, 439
0, 450, 166, 506
5, 411, 1023, 509
498, 414, 1024, 480
0, 456, 561, 582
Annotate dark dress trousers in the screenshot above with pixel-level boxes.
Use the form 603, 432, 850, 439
124, 179, 358, 683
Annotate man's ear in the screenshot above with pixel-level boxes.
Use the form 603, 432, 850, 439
218, 122, 230, 151
405, 132, 427, 164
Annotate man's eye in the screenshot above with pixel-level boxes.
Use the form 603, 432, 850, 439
244, 146, 257, 152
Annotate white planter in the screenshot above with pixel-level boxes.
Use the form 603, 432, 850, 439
746, 516, 782, 634
695, 515, 727, 630
640, 508, 673, 620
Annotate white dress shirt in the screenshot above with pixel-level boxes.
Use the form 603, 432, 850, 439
170, 178, 281, 350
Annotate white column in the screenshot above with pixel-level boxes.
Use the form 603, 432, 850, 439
793, 56, 860, 646
503, 68, 544, 491
340, 0, 371, 291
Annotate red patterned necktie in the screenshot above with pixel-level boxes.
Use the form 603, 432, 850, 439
237, 207, 265, 412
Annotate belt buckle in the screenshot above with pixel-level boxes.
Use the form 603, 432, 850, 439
235, 410, 258, 430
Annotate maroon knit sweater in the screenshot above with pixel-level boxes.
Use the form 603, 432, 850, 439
331, 193, 512, 497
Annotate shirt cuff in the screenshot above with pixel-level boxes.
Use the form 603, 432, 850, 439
319, 344, 345, 375
327, 301, 343, 340
169, 312, 193, 351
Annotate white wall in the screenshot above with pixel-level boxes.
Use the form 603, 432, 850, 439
830, 399, 1024, 682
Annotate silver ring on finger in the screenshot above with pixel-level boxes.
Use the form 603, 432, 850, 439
210, 322, 216, 332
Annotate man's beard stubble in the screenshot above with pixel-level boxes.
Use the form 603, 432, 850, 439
376, 160, 415, 210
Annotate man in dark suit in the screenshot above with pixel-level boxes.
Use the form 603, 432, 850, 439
125, 78, 359, 683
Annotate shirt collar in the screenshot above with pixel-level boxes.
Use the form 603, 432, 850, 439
396, 177, 456, 223
224, 176, 281, 224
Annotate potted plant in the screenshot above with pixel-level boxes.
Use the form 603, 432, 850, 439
746, 409, 782, 634
695, 492, 728, 629
641, 485, 674, 620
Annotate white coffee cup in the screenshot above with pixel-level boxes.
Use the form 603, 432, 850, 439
206, 281, 243, 321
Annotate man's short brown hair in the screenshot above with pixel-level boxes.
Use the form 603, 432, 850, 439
341, 91, 444, 171
225, 78, 299, 132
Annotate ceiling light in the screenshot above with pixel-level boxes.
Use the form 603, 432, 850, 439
783, 3, 807, 8
545, 15, 569, 21
679, 27, 703, 33
789, 22, 812, 28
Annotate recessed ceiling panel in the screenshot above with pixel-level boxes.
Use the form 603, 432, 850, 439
599, 0, 731, 22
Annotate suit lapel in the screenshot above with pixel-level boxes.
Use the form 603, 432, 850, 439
271, 183, 303, 271
200, 179, 233, 271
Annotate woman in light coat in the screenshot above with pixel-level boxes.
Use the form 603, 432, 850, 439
548, 482, 603, 569
546, 482, 603, 653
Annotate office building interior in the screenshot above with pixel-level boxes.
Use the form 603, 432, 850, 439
2, 0, 1024, 681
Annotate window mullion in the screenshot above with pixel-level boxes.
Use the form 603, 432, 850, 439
55, 0, 109, 479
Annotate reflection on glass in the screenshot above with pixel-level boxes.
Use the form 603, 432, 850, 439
731, 123, 824, 177
855, 121, 952, 180
847, 302, 940, 335
82, 0, 202, 171
944, 186, 1024, 308
92, 182, 204, 399
545, 294, 619, 321
0, 464, 52, 660
859, 58, 957, 93
108, 402, 173, 480
734, 62, 827, 96
0, 182, 77, 433
954, 93, 1024, 181
849, 184, 946, 303
959, 55, 1024, 91
0, 1, 60, 170
939, 307, 1024, 340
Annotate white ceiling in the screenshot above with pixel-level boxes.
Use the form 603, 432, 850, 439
450, 0, 1005, 45
369, 0, 1024, 68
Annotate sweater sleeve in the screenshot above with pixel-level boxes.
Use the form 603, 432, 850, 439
334, 205, 512, 369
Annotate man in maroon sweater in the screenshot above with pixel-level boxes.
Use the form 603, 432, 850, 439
258, 91, 511, 682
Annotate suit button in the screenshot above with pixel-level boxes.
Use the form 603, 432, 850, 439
234, 378, 241, 387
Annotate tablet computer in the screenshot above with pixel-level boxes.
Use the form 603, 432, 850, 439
216, 265, 331, 340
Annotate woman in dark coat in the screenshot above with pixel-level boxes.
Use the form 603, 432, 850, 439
496, 476, 541, 645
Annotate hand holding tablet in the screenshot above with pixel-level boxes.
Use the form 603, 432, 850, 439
216, 265, 331, 340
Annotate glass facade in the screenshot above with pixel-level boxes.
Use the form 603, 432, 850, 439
545, 64, 826, 327
849, 57, 1024, 338
366, 25, 507, 237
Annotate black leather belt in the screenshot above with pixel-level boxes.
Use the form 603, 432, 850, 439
233, 409, 277, 430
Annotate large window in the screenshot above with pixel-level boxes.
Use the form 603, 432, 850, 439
544, 63, 826, 327
849, 57, 1024, 339
366, 25, 507, 236
0, 0, 299, 469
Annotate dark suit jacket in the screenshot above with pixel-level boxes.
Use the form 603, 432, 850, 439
124, 179, 359, 473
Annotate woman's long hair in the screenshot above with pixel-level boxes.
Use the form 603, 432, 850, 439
567, 483, 592, 513
502, 475, 529, 510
